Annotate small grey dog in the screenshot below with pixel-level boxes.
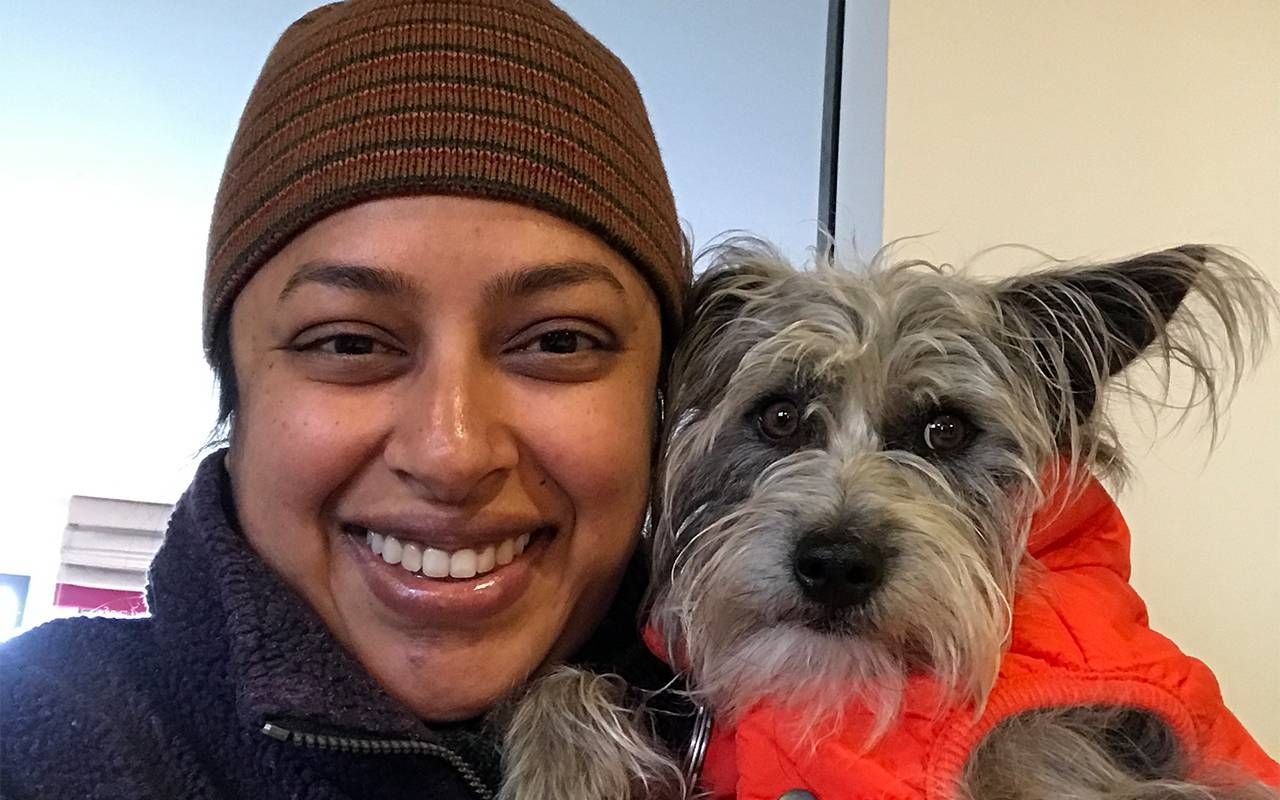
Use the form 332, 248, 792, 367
642, 238, 1277, 799
501, 238, 1277, 800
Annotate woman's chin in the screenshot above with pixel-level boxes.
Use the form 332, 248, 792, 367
387, 662, 534, 722
341, 624, 558, 722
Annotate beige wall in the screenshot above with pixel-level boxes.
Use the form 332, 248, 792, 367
879, 1, 1279, 753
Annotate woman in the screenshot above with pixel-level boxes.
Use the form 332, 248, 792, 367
0, 1, 693, 797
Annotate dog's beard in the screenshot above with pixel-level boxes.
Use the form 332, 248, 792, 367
652, 448, 1025, 744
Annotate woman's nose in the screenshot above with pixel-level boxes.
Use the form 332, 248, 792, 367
383, 354, 518, 506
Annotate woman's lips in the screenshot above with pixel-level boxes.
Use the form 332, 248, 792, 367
365, 527, 533, 579
338, 525, 552, 626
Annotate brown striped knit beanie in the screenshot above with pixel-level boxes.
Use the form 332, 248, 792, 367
204, 0, 687, 359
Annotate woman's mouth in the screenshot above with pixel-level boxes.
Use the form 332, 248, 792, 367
338, 523, 557, 625
360, 527, 538, 579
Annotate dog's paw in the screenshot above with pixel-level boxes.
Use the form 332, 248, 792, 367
499, 665, 686, 800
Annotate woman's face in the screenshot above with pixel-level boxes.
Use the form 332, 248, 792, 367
226, 195, 662, 720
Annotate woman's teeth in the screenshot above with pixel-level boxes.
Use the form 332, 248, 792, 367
366, 530, 532, 579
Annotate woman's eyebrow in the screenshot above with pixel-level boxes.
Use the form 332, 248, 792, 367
278, 262, 422, 302
482, 261, 626, 304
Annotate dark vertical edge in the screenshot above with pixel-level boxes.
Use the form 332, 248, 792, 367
817, 0, 847, 257
836, 0, 889, 260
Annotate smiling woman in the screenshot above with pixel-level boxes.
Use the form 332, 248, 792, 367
0, 1, 692, 798
227, 196, 662, 722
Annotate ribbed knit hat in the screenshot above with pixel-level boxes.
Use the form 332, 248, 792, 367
204, 0, 687, 359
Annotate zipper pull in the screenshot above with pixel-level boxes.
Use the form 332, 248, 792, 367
261, 722, 292, 742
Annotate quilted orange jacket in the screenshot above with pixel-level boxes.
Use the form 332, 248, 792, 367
683, 475, 1280, 799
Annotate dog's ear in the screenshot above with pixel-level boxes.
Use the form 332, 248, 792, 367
683, 261, 772, 337
668, 245, 792, 413
995, 245, 1263, 420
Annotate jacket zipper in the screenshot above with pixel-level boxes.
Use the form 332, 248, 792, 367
261, 721, 495, 800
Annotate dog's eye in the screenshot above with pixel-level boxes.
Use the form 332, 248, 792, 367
756, 398, 804, 443
922, 414, 969, 452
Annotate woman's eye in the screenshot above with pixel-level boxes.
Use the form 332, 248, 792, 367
288, 327, 409, 384
518, 328, 604, 356
296, 333, 399, 357
505, 324, 615, 382
537, 330, 589, 354
922, 413, 970, 453
327, 334, 377, 355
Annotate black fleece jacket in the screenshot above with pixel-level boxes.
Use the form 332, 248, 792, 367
0, 451, 692, 799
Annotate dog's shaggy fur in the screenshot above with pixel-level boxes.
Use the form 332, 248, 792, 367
502, 238, 1276, 800
648, 238, 1275, 799
499, 666, 686, 800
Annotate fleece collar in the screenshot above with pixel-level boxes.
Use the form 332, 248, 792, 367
146, 450, 441, 740
145, 450, 692, 755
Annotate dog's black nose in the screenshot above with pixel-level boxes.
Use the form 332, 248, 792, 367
793, 532, 886, 609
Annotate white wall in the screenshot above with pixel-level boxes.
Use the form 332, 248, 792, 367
558, 0, 827, 260
0, 0, 306, 625
834, 0, 890, 259
0, 2, 825, 627
878, 0, 1279, 753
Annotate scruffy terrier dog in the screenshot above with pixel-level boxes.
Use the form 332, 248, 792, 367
502, 238, 1277, 800
641, 238, 1277, 799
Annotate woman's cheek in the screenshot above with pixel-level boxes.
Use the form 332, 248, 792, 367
242, 379, 389, 510
547, 390, 651, 497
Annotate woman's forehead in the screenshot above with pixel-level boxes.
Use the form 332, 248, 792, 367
242, 195, 660, 311
275, 259, 630, 309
